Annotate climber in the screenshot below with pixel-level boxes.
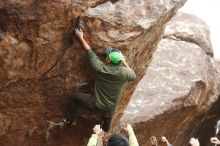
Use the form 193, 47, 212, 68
64, 28, 136, 132
87, 124, 139, 146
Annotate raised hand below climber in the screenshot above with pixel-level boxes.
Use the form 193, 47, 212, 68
87, 124, 139, 146
210, 137, 220, 145
189, 138, 200, 146
161, 136, 173, 146
64, 28, 136, 132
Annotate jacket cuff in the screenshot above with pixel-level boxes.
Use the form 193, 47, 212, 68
91, 134, 99, 139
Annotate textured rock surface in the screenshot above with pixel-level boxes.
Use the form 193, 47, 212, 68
164, 12, 213, 56
121, 12, 219, 146
0, 0, 186, 145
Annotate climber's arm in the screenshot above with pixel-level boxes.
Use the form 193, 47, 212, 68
122, 58, 136, 81
75, 28, 91, 50
75, 28, 105, 72
122, 59, 130, 68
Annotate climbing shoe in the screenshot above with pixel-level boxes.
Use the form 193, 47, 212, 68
47, 120, 65, 129
63, 118, 77, 126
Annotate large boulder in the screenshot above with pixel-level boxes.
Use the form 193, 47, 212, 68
121, 12, 219, 146
0, 0, 186, 145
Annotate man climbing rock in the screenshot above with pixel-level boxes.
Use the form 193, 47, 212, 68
65, 28, 136, 132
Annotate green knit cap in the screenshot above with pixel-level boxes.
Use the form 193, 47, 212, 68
105, 48, 123, 64
109, 51, 123, 63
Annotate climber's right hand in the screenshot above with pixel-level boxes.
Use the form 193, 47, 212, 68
75, 28, 83, 40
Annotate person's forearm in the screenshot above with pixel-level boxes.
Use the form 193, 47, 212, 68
122, 60, 130, 68
80, 37, 91, 50
87, 134, 98, 146
97, 135, 103, 146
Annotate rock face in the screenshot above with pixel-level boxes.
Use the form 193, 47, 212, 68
0, 0, 186, 145
121, 12, 219, 146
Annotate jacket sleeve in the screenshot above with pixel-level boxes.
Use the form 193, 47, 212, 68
97, 135, 103, 146
87, 134, 98, 146
125, 68, 136, 81
128, 130, 139, 146
87, 49, 105, 72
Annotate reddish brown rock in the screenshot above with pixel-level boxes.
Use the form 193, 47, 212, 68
0, 1, 186, 145
121, 12, 219, 146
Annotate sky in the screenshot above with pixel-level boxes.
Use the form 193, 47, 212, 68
180, 0, 220, 60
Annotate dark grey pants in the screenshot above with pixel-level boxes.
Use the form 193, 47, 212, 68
65, 92, 114, 132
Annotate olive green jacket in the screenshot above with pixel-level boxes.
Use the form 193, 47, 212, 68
87, 49, 136, 111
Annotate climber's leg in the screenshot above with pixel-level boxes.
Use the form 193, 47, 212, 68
94, 108, 114, 132
65, 91, 96, 125
100, 116, 112, 132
